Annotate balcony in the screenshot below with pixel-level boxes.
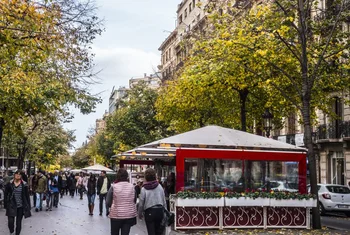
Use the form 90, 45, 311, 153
316, 121, 350, 141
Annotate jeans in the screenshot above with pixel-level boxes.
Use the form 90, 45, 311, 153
35, 193, 44, 209
144, 207, 165, 235
87, 193, 96, 205
32, 192, 37, 208
110, 218, 135, 235
53, 192, 59, 207
99, 193, 107, 215
46, 194, 53, 209
8, 207, 23, 235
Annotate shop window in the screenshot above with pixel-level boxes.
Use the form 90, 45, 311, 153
183, 159, 299, 192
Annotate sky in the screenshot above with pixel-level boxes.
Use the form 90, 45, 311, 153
63, 0, 180, 148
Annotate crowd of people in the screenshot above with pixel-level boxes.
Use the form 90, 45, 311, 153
2, 168, 175, 235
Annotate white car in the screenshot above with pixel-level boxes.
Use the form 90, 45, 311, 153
309, 184, 350, 217
259, 181, 298, 192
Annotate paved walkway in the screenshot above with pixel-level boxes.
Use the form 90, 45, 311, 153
0, 194, 154, 235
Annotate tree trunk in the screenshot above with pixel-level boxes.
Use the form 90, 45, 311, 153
302, 99, 321, 229
298, 0, 321, 229
239, 89, 249, 132
0, 118, 4, 150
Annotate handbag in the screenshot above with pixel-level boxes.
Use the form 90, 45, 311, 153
24, 208, 32, 218
161, 207, 174, 227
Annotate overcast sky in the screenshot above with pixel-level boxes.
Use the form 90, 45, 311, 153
64, 0, 179, 148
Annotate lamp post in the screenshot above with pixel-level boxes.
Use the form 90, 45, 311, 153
17, 140, 25, 170
262, 109, 274, 138
262, 108, 273, 190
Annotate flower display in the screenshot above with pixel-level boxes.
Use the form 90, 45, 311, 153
176, 189, 316, 200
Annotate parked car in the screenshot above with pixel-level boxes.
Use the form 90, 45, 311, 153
183, 181, 228, 192
258, 181, 298, 192
308, 184, 350, 217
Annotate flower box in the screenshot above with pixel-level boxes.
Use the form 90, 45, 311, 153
303, 199, 317, 207
176, 197, 225, 207
225, 197, 270, 207
270, 199, 307, 207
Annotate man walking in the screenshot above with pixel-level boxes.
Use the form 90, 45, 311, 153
97, 170, 110, 216
35, 171, 47, 212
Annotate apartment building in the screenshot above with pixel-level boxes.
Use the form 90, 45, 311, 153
109, 86, 128, 113
129, 72, 161, 89
158, 0, 208, 81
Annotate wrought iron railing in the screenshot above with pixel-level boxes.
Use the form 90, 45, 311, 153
316, 121, 350, 140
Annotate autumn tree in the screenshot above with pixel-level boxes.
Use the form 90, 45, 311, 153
202, 0, 350, 228
0, 0, 102, 150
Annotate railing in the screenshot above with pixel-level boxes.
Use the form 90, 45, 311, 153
316, 121, 350, 140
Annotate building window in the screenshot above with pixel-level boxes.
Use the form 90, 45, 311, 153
185, 9, 188, 18
193, 0, 196, 7
189, 3, 192, 12
197, 14, 200, 21
179, 15, 183, 24
328, 151, 345, 185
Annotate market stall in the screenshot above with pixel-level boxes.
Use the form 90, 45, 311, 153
115, 125, 315, 230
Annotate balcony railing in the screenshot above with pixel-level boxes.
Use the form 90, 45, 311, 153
316, 121, 350, 140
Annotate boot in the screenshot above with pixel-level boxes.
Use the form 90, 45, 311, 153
91, 204, 94, 215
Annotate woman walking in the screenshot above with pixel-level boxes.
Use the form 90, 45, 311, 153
67, 173, 76, 198
4, 170, 31, 235
106, 168, 137, 235
138, 168, 166, 235
87, 174, 96, 215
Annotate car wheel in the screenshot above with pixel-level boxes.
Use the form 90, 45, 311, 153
345, 212, 350, 217
319, 203, 326, 216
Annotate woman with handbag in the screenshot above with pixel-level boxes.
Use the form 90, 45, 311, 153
138, 168, 166, 235
4, 170, 31, 235
106, 168, 137, 235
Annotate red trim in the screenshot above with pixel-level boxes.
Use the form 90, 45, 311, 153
175, 149, 307, 193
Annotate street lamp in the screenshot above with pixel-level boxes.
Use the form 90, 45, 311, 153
262, 109, 274, 138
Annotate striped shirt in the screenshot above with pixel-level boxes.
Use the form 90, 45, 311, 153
13, 183, 23, 208
108, 182, 137, 219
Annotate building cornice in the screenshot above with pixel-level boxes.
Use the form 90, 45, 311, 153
177, 0, 190, 13
158, 30, 178, 51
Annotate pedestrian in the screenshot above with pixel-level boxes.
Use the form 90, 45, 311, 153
165, 172, 175, 211
53, 171, 61, 207
60, 172, 67, 198
97, 170, 111, 216
67, 173, 76, 198
29, 172, 38, 208
76, 172, 85, 200
106, 168, 137, 235
46, 173, 53, 211
86, 174, 96, 215
35, 171, 47, 212
4, 170, 31, 235
138, 168, 166, 235
135, 180, 142, 199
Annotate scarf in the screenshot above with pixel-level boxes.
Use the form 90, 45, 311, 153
143, 180, 159, 190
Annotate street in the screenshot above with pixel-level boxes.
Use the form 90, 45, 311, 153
1, 195, 350, 235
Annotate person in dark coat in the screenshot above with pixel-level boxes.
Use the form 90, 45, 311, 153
87, 174, 96, 215
4, 170, 31, 235
67, 173, 76, 198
